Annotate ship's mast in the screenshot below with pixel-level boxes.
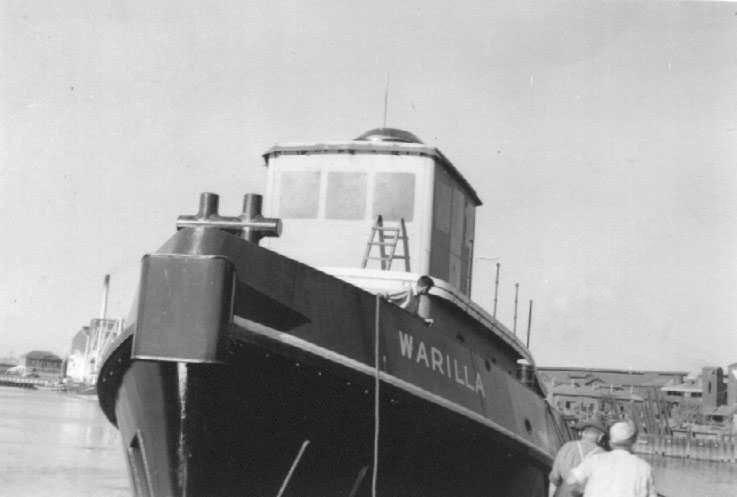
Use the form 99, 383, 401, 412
382, 73, 389, 129
99, 274, 110, 319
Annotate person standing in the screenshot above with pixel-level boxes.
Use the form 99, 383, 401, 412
548, 415, 607, 497
566, 420, 657, 497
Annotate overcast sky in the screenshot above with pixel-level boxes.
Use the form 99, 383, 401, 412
1, 1, 735, 371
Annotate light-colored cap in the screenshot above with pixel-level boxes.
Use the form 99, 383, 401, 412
609, 421, 637, 445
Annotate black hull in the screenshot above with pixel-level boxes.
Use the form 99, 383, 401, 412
98, 227, 568, 497
110, 336, 547, 497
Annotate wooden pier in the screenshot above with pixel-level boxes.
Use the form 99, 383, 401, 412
0, 375, 41, 389
635, 434, 737, 463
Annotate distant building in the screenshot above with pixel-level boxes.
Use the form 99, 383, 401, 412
66, 326, 91, 383
551, 384, 643, 416
660, 377, 703, 406
539, 367, 687, 395
0, 356, 19, 375
23, 350, 63, 379
727, 363, 737, 406
540, 367, 688, 435
65, 318, 124, 385
702, 367, 727, 409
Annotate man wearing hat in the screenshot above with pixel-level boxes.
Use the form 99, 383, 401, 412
565, 420, 657, 497
548, 415, 607, 497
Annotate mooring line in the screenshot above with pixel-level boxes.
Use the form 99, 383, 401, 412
347, 465, 369, 497
371, 294, 381, 497
275, 439, 310, 497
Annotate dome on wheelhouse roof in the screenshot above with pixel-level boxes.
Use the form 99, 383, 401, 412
355, 127, 423, 144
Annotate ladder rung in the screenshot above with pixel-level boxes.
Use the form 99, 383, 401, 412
363, 216, 410, 271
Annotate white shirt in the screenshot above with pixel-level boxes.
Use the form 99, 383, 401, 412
568, 449, 657, 497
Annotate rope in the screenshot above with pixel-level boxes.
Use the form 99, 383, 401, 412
276, 439, 310, 497
371, 294, 381, 497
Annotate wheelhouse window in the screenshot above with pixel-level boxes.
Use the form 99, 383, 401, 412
326, 172, 367, 220
278, 171, 321, 218
373, 172, 415, 221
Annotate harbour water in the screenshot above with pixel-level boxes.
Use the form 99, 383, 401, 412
0, 385, 736, 497
0, 386, 128, 497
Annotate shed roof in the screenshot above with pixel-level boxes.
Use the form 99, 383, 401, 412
661, 382, 702, 393
24, 350, 62, 361
551, 384, 644, 402
539, 367, 687, 388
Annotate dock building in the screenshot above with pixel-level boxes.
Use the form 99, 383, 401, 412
539, 367, 687, 435
22, 350, 63, 380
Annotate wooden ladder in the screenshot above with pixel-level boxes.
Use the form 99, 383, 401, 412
361, 215, 410, 271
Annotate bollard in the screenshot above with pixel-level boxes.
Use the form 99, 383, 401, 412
664, 437, 673, 458
696, 440, 706, 461
708, 440, 718, 462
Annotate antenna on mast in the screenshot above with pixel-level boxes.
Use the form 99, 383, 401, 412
526, 299, 533, 348
512, 282, 519, 335
382, 73, 389, 128
493, 262, 500, 319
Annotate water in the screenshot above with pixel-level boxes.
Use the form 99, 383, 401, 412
0, 386, 129, 497
1, 386, 736, 497
647, 455, 737, 497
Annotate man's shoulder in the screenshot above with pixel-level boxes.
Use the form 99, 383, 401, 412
607, 450, 654, 470
556, 440, 581, 454
586, 449, 610, 462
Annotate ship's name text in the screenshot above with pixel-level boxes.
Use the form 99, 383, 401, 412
397, 330, 485, 398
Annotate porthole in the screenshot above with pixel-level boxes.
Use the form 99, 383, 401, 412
524, 419, 532, 434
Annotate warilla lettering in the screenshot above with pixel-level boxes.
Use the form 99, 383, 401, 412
398, 330, 485, 398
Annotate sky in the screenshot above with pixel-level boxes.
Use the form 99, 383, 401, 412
1, 0, 736, 371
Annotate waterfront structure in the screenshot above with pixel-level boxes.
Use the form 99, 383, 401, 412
540, 367, 688, 435
65, 326, 90, 383
702, 366, 728, 409
22, 351, 63, 379
0, 356, 19, 374
549, 384, 644, 414
66, 319, 124, 385
97, 128, 570, 497
539, 367, 687, 395
660, 374, 703, 406
727, 363, 737, 406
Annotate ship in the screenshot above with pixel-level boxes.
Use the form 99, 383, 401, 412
97, 127, 571, 497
